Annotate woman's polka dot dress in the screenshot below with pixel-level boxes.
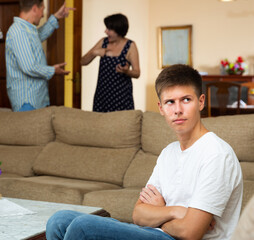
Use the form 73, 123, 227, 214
93, 38, 134, 112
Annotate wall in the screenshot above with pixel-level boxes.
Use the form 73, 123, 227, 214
82, 0, 254, 112
82, 0, 149, 111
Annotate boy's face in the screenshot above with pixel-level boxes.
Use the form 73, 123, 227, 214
158, 85, 205, 137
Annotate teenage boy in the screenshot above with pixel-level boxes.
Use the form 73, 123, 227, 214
46, 64, 242, 240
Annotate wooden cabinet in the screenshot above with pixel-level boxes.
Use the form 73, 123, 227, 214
201, 75, 254, 117
202, 75, 254, 106
202, 75, 254, 83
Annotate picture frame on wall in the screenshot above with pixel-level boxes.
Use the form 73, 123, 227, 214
158, 25, 192, 68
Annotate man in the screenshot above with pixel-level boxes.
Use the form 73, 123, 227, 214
5, 0, 75, 112
46, 64, 242, 240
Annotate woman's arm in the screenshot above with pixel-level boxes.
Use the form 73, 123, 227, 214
80, 38, 105, 65
116, 41, 140, 78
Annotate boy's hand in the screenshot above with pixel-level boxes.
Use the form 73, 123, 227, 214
139, 184, 166, 206
208, 218, 216, 231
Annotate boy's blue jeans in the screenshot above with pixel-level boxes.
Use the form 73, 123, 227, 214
46, 210, 176, 240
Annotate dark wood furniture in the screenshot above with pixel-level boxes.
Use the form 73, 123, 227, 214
201, 75, 254, 117
206, 81, 242, 117
240, 82, 254, 105
202, 75, 254, 83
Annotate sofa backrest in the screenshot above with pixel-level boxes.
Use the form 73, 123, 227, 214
201, 114, 254, 162
0, 107, 55, 146
202, 114, 254, 183
52, 106, 141, 148
124, 112, 254, 188
141, 111, 178, 155
0, 107, 55, 177
124, 111, 177, 187
33, 107, 142, 186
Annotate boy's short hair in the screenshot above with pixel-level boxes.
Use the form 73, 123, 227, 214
155, 64, 203, 100
20, 0, 43, 12
104, 13, 129, 37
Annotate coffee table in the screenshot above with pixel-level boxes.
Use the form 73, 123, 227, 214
0, 197, 110, 240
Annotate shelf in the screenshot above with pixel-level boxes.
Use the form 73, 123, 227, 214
202, 75, 254, 83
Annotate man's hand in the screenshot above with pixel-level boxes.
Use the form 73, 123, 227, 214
54, 2, 76, 20
139, 184, 166, 207
54, 63, 70, 75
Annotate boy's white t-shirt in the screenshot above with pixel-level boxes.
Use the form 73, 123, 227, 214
147, 132, 243, 240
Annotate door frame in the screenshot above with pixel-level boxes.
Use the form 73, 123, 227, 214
47, 0, 82, 108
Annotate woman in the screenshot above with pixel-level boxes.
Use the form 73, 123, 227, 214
81, 13, 140, 112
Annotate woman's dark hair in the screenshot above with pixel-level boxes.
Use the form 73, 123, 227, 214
104, 13, 129, 37
20, 0, 43, 12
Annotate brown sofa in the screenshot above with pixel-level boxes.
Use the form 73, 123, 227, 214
0, 106, 253, 223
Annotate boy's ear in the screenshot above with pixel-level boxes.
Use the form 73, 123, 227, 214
158, 101, 164, 116
199, 94, 205, 111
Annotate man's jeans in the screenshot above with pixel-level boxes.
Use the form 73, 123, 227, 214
17, 103, 36, 112
46, 210, 176, 240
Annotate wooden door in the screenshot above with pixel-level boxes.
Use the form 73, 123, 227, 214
47, 0, 82, 108
0, 0, 19, 109
71, 0, 82, 108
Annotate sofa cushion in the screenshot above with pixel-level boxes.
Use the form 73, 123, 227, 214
242, 180, 254, 211
231, 194, 254, 240
83, 187, 140, 222
142, 111, 177, 155
0, 145, 42, 176
202, 114, 254, 162
33, 142, 139, 185
240, 162, 254, 181
0, 107, 55, 146
123, 150, 157, 188
0, 176, 121, 205
53, 107, 142, 148
0, 173, 23, 178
